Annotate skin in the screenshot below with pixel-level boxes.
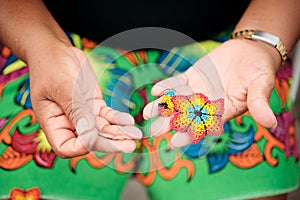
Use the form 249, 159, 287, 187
0, 0, 143, 158
0, 0, 299, 199
144, 0, 300, 147
143, 0, 300, 199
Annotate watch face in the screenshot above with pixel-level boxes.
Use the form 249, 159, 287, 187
252, 30, 280, 47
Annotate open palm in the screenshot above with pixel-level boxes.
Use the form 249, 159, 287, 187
29, 44, 142, 158
144, 39, 281, 148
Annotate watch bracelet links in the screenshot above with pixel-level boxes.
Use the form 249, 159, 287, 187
231, 30, 288, 63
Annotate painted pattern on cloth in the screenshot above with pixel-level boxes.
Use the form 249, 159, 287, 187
0, 33, 298, 199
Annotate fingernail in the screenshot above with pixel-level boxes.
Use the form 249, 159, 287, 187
120, 126, 143, 139
150, 123, 163, 137
170, 133, 192, 148
143, 103, 159, 120
76, 117, 90, 134
150, 118, 170, 137
271, 118, 278, 129
115, 112, 134, 125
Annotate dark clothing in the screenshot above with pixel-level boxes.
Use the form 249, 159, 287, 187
44, 0, 250, 43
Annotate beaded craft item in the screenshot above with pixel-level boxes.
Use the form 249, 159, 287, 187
158, 90, 224, 144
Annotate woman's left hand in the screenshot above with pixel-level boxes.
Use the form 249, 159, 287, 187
143, 38, 281, 148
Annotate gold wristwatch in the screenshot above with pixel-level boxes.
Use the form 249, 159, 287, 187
231, 30, 288, 63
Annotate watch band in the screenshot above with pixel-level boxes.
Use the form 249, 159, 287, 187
231, 30, 288, 63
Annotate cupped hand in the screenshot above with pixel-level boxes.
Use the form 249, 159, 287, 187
28, 42, 142, 158
144, 39, 281, 148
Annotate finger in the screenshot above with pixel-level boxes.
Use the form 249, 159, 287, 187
152, 74, 187, 96
170, 132, 192, 148
191, 56, 225, 98
143, 98, 161, 119
150, 117, 171, 137
77, 124, 138, 153
42, 103, 136, 156
40, 97, 138, 156
92, 137, 137, 153
48, 129, 89, 158
56, 53, 133, 152
92, 98, 134, 125
35, 100, 88, 158
184, 67, 210, 95
175, 85, 194, 95
51, 72, 101, 153
52, 117, 138, 154
92, 98, 107, 114
247, 74, 277, 128
99, 106, 134, 126
100, 124, 143, 140
143, 85, 194, 120
37, 101, 89, 158
48, 130, 137, 157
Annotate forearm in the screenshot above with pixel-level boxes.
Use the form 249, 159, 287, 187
234, 0, 300, 53
0, 0, 71, 63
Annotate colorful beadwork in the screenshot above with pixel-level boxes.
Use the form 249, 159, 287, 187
158, 90, 176, 117
158, 91, 224, 143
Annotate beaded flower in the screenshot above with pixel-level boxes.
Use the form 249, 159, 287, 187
158, 91, 224, 144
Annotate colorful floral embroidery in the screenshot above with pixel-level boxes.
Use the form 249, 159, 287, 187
158, 90, 176, 117
135, 132, 195, 186
271, 111, 299, 160
9, 187, 41, 200
0, 33, 298, 191
182, 116, 255, 172
15, 78, 32, 109
99, 46, 298, 181
0, 71, 57, 169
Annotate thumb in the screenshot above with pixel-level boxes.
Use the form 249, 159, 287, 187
247, 74, 277, 128
53, 48, 102, 152
66, 49, 101, 151
60, 77, 99, 151
59, 54, 133, 153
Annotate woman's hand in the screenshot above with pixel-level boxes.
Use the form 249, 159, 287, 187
144, 39, 281, 148
28, 42, 142, 158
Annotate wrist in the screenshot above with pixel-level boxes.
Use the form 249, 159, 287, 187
230, 34, 283, 71
25, 35, 72, 66
232, 0, 300, 57
231, 30, 286, 67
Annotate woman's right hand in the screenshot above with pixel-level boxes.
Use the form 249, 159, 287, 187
28, 42, 142, 158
